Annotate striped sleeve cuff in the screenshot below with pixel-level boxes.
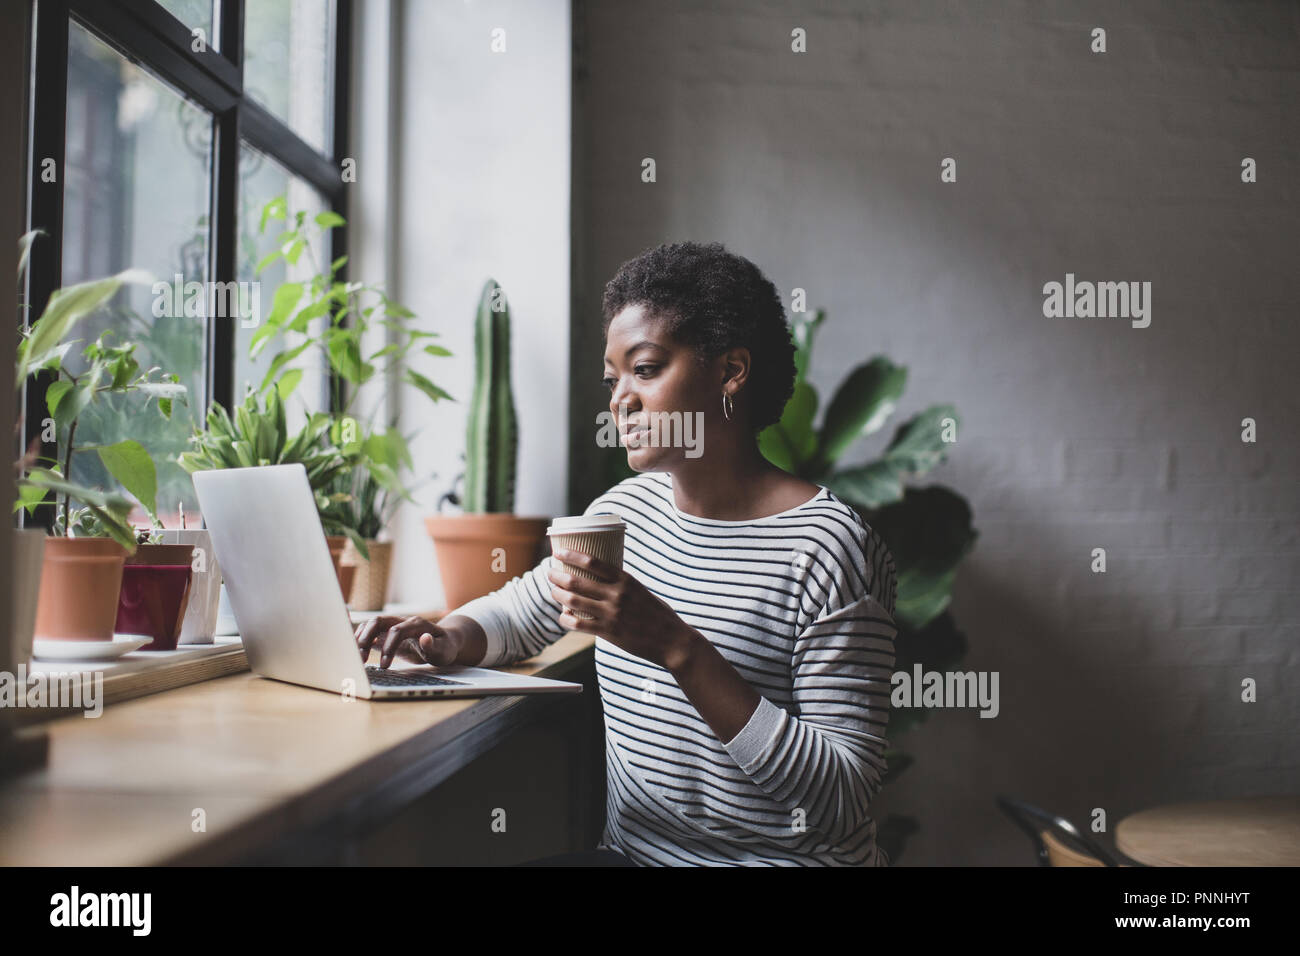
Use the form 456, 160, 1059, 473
445, 594, 509, 667
722, 695, 790, 774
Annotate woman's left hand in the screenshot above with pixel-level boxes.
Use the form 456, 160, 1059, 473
547, 547, 696, 671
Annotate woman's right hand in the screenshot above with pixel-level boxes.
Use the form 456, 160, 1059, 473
355, 615, 463, 670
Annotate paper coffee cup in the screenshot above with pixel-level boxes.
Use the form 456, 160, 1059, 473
546, 514, 626, 620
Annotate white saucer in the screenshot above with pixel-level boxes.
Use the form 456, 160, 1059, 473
32, 634, 152, 662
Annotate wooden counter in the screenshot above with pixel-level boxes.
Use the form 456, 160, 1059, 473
0, 631, 602, 866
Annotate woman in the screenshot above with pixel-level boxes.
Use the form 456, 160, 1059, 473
355, 241, 898, 866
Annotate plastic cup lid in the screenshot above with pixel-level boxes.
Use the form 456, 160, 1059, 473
547, 513, 626, 534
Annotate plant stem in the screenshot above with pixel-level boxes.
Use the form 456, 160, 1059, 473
61, 418, 77, 533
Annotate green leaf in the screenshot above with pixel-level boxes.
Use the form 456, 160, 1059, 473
231, 439, 257, 469
343, 526, 368, 560
30, 340, 74, 374
791, 308, 826, 383
757, 423, 796, 473
23, 470, 138, 552
264, 281, 304, 328
15, 479, 49, 514
881, 405, 958, 476
759, 381, 819, 475
286, 296, 330, 333
825, 460, 906, 510
815, 357, 907, 470
315, 210, 346, 229
45, 380, 73, 416
404, 369, 453, 404
360, 428, 407, 470
95, 439, 158, 520
275, 367, 304, 400
894, 566, 960, 634
249, 282, 304, 357
283, 237, 307, 266
328, 334, 365, 382
17, 268, 153, 380
422, 344, 452, 357
259, 197, 287, 234
51, 377, 96, 432
254, 249, 282, 275
866, 486, 978, 631
257, 339, 313, 394
17, 229, 42, 281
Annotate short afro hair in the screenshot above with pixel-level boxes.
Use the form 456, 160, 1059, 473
600, 241, 796, 434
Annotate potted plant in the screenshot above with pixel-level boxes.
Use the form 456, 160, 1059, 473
321, 428, 420, 610
13, 233, 186, 643
425, 279, 550, 610
248, 198, 454, 606
178, 384, 356, 594
328, 460, 401, 610
751, 307, 978, 864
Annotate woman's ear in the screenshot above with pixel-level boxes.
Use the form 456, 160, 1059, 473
721, 347, 753, 391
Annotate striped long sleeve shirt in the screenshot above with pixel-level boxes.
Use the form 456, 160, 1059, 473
451, 470, 898, 866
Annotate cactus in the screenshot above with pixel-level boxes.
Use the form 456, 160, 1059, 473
462, 279, 518, 513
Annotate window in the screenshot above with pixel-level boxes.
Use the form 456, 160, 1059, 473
23, 0, 350, 524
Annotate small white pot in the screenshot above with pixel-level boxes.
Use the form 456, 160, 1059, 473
159, 528, 222, 644
215, 582, 240, 636
10, 529, 47, 669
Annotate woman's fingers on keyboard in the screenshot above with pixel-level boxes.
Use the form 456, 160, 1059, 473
394, 635, 432, 666
355, 616, 399, 662
380, 616, 430, 668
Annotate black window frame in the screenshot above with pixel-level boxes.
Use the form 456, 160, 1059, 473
22, 0, 352, 525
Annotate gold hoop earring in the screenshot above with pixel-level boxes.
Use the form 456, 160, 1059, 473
722, 391, 734, 421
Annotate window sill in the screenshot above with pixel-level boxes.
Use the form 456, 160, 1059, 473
11, 637, 249, 726
10, 606, 450, 725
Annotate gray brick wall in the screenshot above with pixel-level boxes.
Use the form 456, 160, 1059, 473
571, 0, 1300, 864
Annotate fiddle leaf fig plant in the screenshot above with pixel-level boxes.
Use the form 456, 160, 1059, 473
757, 308, 976, 634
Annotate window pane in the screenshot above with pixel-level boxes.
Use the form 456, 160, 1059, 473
155, 0, 215, 47
62, 22, 211, 523
243, 0, 334, 154
236, 142, 329, 427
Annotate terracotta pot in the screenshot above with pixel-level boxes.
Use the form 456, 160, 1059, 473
33, 537, 129, 642
116, 544, 195, 651
342, 539, 393, 611
423, 514, 550, 611
10, 529, 47, 668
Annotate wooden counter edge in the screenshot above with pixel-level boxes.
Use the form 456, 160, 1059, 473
158, 630, 599, 865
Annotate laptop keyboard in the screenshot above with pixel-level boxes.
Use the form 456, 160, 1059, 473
366, 666, 470, 688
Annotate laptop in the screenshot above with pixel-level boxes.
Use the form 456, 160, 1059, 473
193, 464, 583, 700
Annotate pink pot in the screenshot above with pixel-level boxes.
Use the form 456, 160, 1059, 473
115, 544, 195, 651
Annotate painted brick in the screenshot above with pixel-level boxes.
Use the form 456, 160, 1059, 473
576, 0, 1300, 867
